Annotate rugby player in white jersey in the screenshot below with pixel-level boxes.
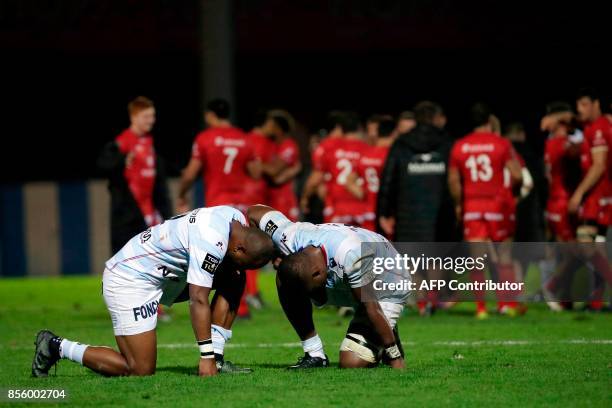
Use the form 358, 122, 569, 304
32, 206, 275, 377
247, 205, 407, 369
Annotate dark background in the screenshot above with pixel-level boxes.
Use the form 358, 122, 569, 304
1, 0, 610, 182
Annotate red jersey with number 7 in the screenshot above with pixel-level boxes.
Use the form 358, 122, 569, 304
191, 126, 255, 207
449, 131, 514, 200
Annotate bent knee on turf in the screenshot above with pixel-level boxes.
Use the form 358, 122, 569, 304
338, 351, 376, 369
128, 364, 156, 376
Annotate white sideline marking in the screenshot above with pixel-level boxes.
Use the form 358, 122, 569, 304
159, 342, 303, 350
3, 339, 611, 351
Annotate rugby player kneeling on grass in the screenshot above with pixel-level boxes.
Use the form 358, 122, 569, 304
248, 205, 407, 370
32, 206, 274, 378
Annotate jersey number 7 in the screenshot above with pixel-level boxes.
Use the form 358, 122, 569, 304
223, 147, 239, 174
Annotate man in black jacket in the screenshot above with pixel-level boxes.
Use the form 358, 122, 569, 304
97, 97, 171, 253
378, 101, 456, 242
377, 101, 456, 315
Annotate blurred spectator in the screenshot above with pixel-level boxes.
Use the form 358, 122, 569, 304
97, 96, 171, 253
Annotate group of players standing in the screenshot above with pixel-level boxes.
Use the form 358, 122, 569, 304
98, 92, 612, 320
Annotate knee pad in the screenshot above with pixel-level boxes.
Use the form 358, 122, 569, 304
340, 333, 380, 364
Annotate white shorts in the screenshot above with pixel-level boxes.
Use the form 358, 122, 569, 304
351, 301, 403, 328
102, 269, 163, 336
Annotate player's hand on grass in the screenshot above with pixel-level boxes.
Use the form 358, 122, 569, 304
198, 358, 218, 377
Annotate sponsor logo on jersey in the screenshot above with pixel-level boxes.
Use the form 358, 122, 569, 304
265, 220, 278, 236
461, 143, 495, 153
140, 228, 152, 244
201, 253, 221, 274
214, 136, 246, 147
133, 300, 159, 321
157, 265, 180, 282
360, 156, 384, 166
334, 149, 361, 160
189, 208, 201, 224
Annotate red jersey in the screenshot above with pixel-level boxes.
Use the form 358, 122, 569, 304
579, 116, 612, 223
357, 144, 390, 223
317, 137, 369, 221
191, 126, 255, 208
311, 136, 342, 220
269, 138, 300, 220
243, 130, 275, 205
449, 131, 514, 201
115, 129, 160, 226
545, 135, 573, 201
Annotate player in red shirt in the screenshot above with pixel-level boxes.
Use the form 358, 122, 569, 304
346, 118, 395, 231
263, 111, 302, 221
233, 112, 279, 317
243, 111, 277, 207
541, 103, 582, 241
301, 111, 345, 222
569, 88, 612, 238
178, 99, 262, 320
538, 102, 585, 311
569, 88, 612, 310
239, 110, 301, 317
448, 103, 523, 318
177, 99, 261, 214
115, 97, 162, 228
303, 112, 368, 226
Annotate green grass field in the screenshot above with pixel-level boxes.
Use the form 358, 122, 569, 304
0, 273, 610, 407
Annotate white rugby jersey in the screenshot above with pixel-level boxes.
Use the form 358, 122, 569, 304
259, 211, 408, 305
105, 206, 246, 305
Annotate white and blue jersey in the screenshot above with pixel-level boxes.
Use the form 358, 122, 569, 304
259, 211, 408, 306
105, 206, 246, 306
